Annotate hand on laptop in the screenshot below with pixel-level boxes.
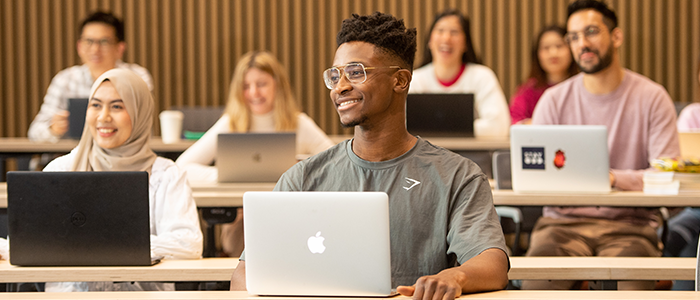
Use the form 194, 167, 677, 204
396, 269, 464, 300
50, 111, 70, 136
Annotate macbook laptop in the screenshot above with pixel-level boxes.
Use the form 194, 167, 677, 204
66, 98, 89, 139
679, 131, 700, 157
7, 171, 155, 266
510, 125, 611, 193
243, 191, 393, 297
406, 93, 474, 137
217, 133, 296, 183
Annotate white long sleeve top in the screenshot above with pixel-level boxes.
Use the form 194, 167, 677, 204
409, 63, 511, 137
176, 112, 334, 182
41, 151, 203, 292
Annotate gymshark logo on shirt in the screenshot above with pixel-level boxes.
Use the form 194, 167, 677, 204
403, 177, 421, 191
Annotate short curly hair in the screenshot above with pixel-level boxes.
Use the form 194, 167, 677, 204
567, 0, 618, 31
336, 12, 417, 70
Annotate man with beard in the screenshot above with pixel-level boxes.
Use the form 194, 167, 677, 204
521, 0, 680, 291
230, 12, 509, 299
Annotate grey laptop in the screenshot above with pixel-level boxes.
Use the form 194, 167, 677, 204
216, 133, 296, 183
243, 191, 393, 297
7, 171, 155, 266
510, 125, 611, 194
66, 98, 89, 139
406, 93, 474, 137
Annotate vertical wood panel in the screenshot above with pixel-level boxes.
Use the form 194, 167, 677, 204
1, 0, 699, 137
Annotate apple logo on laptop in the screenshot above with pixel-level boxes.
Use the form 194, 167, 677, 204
252, 152, 262, 163
553, 149, 566, 169
307, 231, 326, 254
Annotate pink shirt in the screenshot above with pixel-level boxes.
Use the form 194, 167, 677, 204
677, 103, 700, 130
532, 69, 680, 223
509, 78, 552, 124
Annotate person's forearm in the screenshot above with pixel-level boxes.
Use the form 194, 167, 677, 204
455, 248, 509, 293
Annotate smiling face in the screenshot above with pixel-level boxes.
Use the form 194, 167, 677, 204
330, 42, 399, 128
77, 23, 125, 75
243, 68, 276, 115
567, 9, 618, 74
86, 81, 132, 149
538, 31, 573, 79
427, 15, 467, 66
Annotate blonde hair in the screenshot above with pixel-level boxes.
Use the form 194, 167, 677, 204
225, 51, 299, 132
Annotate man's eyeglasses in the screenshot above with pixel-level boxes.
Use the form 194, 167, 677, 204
80, 38, 116, 48
564, 26, 602, 44
323, 63, 401, 90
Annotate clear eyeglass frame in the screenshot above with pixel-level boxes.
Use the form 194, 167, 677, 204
564, 26, 602, 44
323, 62, 401, 90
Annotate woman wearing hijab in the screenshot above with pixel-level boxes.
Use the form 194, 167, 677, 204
42, 69, 203, 292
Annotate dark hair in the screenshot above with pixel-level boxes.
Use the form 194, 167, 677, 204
567, 0, 618, 31
336, 12, 417, 71
79, 11, 125, 42
419, 9, 480, 68
528, 25, 579, 88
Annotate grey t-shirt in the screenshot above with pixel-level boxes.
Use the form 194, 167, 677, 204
273, 137, 507, 287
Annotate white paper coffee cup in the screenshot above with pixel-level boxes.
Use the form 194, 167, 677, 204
159, 110, 184, 144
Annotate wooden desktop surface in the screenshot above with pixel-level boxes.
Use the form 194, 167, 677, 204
0, 137, 195, 153
1, 290, 700, 300
0, 258, 239, 283
2, 183, 700, 208
0, 256, 693, 283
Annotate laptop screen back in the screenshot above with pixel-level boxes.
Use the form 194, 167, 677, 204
243, 191, 393, 297
216, 133, 297, 183
406, 93, 474, 137
66, 98, 89, 139
510, 125, 611, 194
7, 171, 152, 266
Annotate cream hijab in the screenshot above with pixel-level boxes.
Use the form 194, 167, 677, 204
71, 69, 157, 173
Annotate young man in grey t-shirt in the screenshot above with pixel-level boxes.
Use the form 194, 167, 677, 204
230, 12, 509, 299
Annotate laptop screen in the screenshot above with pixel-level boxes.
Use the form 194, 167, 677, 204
406, 93, 474, 137
7, 171, 152, 266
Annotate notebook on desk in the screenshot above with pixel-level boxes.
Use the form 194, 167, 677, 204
6, 171, 156, 266
66, 98, 89, 139
216, 133, 297, 183
243, 191, 394, 297
406, 93, 474, 137
510, 125, 611, 194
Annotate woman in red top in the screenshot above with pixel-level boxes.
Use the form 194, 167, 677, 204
509, 25, 578, 124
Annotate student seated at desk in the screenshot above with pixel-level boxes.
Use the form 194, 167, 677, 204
409, 9, 510, 137
230, 12, 509, 299
521, 0, 680, 291
176, 51, 333, 257
40, 69, 202, 292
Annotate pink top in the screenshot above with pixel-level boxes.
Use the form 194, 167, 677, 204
509, 78, 552, 124
533, 69, 680, 223
677, 103, 700, 130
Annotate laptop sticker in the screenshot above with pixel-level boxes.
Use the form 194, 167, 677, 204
522, 147, 545, 170
554, 149, 566, 169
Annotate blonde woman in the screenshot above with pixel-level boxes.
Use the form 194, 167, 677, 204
176, 51, 333, 182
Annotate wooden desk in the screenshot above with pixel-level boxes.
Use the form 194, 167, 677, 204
1, 290, 700, 300
0, 258, 238, 283
329, 135, 510, 151
508, 256, 695, 281
0, 137, 195, 153
492, 190, 700, 207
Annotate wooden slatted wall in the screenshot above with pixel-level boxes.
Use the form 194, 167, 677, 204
1, 0, 699, 137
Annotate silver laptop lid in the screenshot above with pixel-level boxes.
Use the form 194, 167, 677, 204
243, 191, 393, 296
216, 133, 296, 183
510, 125, 611, 193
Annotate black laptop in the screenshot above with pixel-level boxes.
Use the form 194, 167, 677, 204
406, 93, 475, 137
7, 171, 155, 266
66, 98, 89, 139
